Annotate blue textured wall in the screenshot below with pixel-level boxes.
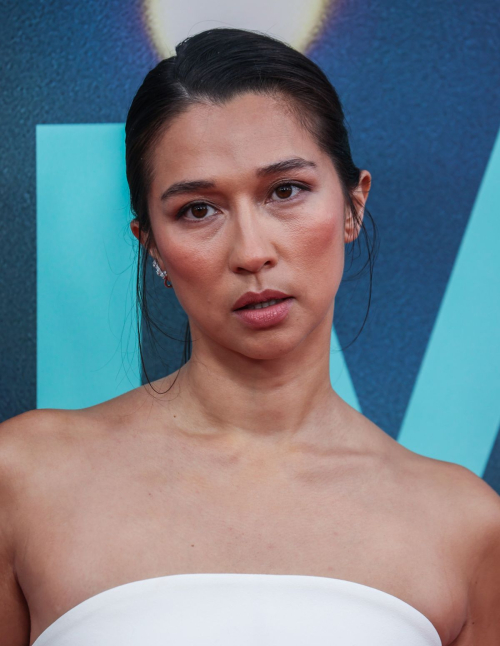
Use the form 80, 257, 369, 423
1, 0, 499, 491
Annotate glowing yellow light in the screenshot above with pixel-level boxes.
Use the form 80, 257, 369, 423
143, 0, 333, 57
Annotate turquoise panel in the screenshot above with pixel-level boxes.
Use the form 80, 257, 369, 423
36, 121, 499, 471
37, 124, 140, 410
398, 129, 500, 475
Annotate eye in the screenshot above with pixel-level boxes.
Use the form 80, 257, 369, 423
176, 202, 218, 221
270, 183, 307, 201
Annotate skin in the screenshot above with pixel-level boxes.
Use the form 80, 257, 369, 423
131, 92, 373, 456
3, 91, 500, 646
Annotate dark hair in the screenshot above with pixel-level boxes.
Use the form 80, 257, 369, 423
125, 27, 378, 391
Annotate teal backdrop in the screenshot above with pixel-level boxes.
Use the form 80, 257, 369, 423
1, 1, 500, 492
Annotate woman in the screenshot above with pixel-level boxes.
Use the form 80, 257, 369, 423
1, 27, 500, 646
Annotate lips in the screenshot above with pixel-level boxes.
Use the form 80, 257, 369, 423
232, 289, 293, 311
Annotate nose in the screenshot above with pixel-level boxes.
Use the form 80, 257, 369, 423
228, 203, 278, 275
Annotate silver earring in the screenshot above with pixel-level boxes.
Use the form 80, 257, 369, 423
152, 257, 167, 278
152, 258, 173, 288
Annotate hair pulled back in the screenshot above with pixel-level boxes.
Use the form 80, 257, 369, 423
125, 27, 378, 390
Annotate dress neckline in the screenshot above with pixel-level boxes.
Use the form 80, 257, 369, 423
32, 572, 442, 646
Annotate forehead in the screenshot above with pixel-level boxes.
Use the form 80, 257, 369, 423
149, 93, 331, 185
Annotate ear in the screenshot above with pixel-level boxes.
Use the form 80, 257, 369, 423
345, 170, 371, 244
129, 220, 165, 270
130, 220, 146, 246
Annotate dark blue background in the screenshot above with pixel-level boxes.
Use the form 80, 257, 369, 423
1, 0, 499, 490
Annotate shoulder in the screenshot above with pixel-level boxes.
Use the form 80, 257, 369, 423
392, 447, 500, 576
0, 408, 81, 468
394, 443, 498, 509
437, 460, 500, 559
0, 409, 74, 516
0, 407, 103, 517
0, 409, 72, 645
423, 457, 500, 528
0, 408, 96, 572
403, 453, 500, 542
443, 463, 500, 645
0, 408, 62, 480
405, 454, 500, 644
0, 408, 114, 645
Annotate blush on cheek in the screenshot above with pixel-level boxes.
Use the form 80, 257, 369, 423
295, 213, 342, 262
163, 245, 204, 282
160, 243, 218, 315
292, 215, 345, 302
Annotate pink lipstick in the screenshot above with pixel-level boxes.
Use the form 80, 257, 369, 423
232, 289, 294, 329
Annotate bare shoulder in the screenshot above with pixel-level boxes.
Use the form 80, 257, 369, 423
426, 459, 500, 645
420, 455, 500, 529
401, 450, 500, 543
0, 408, 84, 531
0, 408, 68, 492
0, 408, 104, 646
434, 457, 500, 563
0, 408, 87, 474
398, 449, 500, 644
392, 440, 497, 509
0, 409, 72, 646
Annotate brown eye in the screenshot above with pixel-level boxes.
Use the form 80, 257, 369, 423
275, 184, 294, 199
177, 202, 218, 221
190, 204, 209, 218
271, 183, 305, 202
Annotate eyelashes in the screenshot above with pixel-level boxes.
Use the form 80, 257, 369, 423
175, 182, 311, 222
177, 203, 218, 221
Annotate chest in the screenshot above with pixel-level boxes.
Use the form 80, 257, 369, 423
18, 444, 466, 645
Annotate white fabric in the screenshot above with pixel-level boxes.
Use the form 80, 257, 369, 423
32, 573, 442, 645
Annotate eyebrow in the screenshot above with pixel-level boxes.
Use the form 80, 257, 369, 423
160, 157, 317, 202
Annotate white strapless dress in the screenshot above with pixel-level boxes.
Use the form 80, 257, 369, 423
32, 573, 442, 645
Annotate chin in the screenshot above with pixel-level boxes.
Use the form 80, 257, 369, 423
232, 334, 303, 362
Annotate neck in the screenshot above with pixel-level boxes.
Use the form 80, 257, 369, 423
160, 309, 356, 453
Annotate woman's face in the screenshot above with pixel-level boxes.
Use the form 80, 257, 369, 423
132, 92, 370, 361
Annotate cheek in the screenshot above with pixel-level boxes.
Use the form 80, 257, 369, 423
157, 236, 224, 313
291, 211, 344, 273
157, 223, 221, 282
163, 245, 205, 281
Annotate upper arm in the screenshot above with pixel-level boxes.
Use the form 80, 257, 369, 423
450, 466, 500, 645
0, 411, 37, 646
